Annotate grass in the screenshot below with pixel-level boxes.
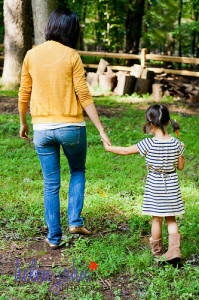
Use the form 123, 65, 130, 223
0, 96, 199, 299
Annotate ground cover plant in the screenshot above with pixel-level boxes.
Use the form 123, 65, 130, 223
0, 95, 198, 299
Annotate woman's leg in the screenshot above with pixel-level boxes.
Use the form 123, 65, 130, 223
58, 126, 87, 228
33, 130, 62, 245
151, 216, 163, 240
165, 216, 179, 234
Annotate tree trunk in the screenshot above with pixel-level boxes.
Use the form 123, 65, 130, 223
79, 0, 87, 50
106, 1, 110, 51
178, 0, 182, 57
31, 0, 56, 46
126, 0, 145, 54
191, 10, 198, 57
2, 0, 32, 90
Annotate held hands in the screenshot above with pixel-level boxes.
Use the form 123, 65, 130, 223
20, 123, 29, 140
100, 129, 112, 146
102, 140, 111, 151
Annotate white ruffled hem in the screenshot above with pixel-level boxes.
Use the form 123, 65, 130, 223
142, 211, 185, 217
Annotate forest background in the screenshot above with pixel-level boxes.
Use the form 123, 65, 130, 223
0, 0, 199, 56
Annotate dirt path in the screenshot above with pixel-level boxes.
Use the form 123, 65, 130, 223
0, 95, 199, 115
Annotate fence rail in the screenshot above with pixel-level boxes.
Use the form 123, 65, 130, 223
0, 45, 199, 77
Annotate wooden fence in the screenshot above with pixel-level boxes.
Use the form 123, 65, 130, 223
78, 48, 199, 77
0, 46, 199, 77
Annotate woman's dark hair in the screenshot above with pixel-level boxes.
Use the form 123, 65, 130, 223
45, 8, 80, 49
143, 104, 180, 135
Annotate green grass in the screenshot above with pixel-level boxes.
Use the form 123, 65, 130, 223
0, 97, 199, 299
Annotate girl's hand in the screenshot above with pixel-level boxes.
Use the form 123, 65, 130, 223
181, 142, 185, 148
20, 123, 29, 140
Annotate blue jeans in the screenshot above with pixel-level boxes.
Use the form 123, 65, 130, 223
33, 126, 87, 245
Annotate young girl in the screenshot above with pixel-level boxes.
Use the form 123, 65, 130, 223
103, 104, 185, 262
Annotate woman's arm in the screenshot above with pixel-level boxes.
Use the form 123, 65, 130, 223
19, 111, 29, 140
18, 52, 32, 139
177, 154, 185, 171
72, 53, 111, 146
84, 103, 111, 146
103, 142, 139, 155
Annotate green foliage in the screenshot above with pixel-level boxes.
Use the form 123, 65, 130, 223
142, 0, 199, 56
0, 0, 198, 56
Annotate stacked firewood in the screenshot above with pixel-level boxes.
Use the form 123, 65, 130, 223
153, 76, 199, 103
86, 58, 155, 96
86, 58, 199, 102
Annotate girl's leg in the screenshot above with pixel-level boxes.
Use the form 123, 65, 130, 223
33, 130, 62, 245
165, 216, 179, 234
160, 216, 181, 261
150, 216, 165, 256
151, 216, 163, 240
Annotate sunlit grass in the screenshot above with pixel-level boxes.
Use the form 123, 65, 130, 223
0, 97, 198, 299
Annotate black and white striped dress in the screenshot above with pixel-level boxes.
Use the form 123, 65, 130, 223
137, 137, 185, 216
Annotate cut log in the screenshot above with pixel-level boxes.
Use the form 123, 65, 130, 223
86, 72, 99, 89
96, 58, 109, 75
163, 90, 170, 97
151, 84, 164, 101
99, 74, 116, 91
184, 84, 195, 94
188, 92, 199, 103
99, 66, 116, 91
141, 69, 155, 80
104, 66, 115, 77
134, 78, 153, 95
114, 72, 136, 96
130, 64, 144, 78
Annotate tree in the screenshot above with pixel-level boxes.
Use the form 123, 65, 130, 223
2, 0, 32, 90
126, 0, 145, 54
31, 0, 56, 45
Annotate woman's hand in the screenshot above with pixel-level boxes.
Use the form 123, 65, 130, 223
20, 123, 29, 140
100, 129, 112, 146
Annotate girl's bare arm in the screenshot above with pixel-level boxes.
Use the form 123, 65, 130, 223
103, 142, 139, 155
178, 154, 185, 171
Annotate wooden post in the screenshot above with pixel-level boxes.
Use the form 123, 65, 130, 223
141, 48, 147, 67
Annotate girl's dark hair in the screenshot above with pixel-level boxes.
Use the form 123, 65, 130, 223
143, 104, 180, 135
45, 8, 80, 49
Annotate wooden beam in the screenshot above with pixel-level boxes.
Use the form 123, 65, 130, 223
147, 67, 199, 77
83, 64, 131, 71
78, 50, 140, 60
146, 54, 199, 64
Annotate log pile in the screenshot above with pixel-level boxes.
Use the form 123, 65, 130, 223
85, 59, 199, 102
152, 75, 199, 103
86, 59, 155, 96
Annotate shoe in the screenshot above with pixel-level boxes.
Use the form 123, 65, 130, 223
149, 236, 165, 257
44, 238, 60, 250
159, 233, 182, 262
69, 226, 92, 235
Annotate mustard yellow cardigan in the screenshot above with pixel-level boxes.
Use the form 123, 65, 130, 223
18, 41, 93, 124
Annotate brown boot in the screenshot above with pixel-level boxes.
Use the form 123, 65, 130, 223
149, 236, 165, 257
159, 233, 181, 262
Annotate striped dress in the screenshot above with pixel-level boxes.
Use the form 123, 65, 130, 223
137, 136, 185, 216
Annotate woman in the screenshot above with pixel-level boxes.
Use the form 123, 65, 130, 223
18, 8, 111, 249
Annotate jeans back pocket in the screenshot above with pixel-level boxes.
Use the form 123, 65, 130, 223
33, 130, 47, 147
60, 127, 80, 146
